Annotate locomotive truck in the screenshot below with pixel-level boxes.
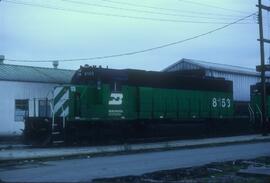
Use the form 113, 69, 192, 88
24, 65, 264, 145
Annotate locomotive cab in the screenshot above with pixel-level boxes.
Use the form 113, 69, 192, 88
250, 83, 270, 129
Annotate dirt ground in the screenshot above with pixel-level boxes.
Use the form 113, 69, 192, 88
93, 156, 270, 183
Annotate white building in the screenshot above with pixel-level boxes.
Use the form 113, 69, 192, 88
0, 62, 74, 136
163, 58, 264, 102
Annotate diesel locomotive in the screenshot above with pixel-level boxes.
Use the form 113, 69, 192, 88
24, 65, 267, 145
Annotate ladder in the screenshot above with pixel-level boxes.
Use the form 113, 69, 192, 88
51, 105, 66, 145
51, 120, 65, 145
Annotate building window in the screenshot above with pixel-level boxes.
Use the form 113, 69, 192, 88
38, 100, 51, 117
15, 100, 29, 121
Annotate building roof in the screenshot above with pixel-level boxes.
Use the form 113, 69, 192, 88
164, 58, 260, 76
0, 64, 75, 84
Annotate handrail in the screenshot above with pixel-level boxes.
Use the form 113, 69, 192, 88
256, 104, 263, 125
248, 104, 252, 122
248, 104, 255, 123
61, 105, 66, 129
50, 100, 55, 132
51, 98, 68, 129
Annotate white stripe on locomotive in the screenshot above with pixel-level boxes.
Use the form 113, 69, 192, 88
53, 87, 63, 99
53, 87, 69, 117
60, 106, 69, 117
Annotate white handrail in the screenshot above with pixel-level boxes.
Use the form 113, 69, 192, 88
61, 105, 66, 129
248, 105, 252, 122
50, 100, 55, 131
248, 104, 255, 123
256, 104, 263, 125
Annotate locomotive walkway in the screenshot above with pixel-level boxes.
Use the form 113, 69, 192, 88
0, 134, 270, 162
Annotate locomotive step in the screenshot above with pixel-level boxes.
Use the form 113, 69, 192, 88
52, 140, 64, 144
52, 131, 61, 135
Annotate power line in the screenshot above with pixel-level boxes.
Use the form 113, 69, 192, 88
101, 0, 249, 18
5, 13, 256, 63
60, 0, 253, 21
179, 0, 251, 15
2, 0, 254, 24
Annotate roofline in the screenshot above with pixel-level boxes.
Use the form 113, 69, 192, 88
207, 69, 263, 77
0, 79, 70, 84
0, 63, 75, 83
1, 63, 74, 72
163, 58, 262, 77
162, 59, 183, 72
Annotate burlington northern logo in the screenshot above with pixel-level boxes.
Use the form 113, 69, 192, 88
108, 93, 123, 105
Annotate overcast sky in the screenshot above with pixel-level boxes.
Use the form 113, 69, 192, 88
1, 0, 269, 71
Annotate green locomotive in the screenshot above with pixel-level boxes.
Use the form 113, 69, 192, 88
250, 83, 270, 127
24, 66, 244, 145
54, 79, 233, 121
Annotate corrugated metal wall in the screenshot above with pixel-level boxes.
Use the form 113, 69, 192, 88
206, 71, 260, 101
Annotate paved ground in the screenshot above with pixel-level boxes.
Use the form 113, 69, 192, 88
1, 142, 270, 182
1, 134, 270, 162
239, 166, 270, 177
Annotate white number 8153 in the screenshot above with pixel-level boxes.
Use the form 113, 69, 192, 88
212, 98, 231, 108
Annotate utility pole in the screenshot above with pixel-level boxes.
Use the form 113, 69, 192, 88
256, 0, 270, 136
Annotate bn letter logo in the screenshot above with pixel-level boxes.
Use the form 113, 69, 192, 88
109, 93, 123, 105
